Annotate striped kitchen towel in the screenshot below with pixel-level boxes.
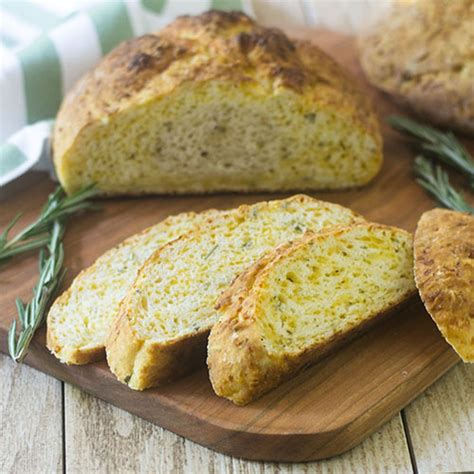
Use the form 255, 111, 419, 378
0, 0, 251, 187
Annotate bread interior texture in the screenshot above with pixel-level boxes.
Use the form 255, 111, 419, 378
59, 81, 381, 195
207, 224, 415, 405
125, 200, 360, 343
255, 226, 414, 355
47, 211, 213, 364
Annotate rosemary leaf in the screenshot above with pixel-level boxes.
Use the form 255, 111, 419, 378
0, 213, 22, 246
389, 115, 474, 187
0, 184, 98, 264
414, 156, 474, 214
8, 220, 66, 363
0, 235, 51, 260
203, 244, 219, 260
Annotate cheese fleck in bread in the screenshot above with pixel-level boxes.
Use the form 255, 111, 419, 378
47, 209, 218, 364
105, 195, 363, 389
53, 11, 382, 196
208, 223, 415, 405
414, 209, 474, 362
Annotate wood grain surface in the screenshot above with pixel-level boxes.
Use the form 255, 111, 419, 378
0, 30, 471, 465
64, 384, 411, 473
0, 356, 63, 473
3, 352, 472, 473
405, 363, 474, 472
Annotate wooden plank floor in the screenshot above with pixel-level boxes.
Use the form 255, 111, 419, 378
1, 352, 472, 473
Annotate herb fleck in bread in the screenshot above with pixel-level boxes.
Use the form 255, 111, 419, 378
105, 195, 363, 389
414, 209, 474, 362
54, 11, 382, 196
47, 209, 218, 364
208, 223, 415, 405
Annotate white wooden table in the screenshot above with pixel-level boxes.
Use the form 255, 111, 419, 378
1, 354, 471, 473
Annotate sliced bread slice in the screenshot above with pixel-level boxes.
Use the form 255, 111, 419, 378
208, 223, 415, 405
47, 209, 219, 364
105, 195, 363, 389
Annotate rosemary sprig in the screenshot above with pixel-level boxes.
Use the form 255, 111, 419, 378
0, 184, 98, 263
414, 156, 474, 214
8, 220, 66, 362
388, 115, 474, 187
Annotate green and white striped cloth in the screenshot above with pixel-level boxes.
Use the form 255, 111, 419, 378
0, 0, 251, 186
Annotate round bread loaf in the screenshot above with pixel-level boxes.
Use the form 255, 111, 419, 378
53, 11, 382, 196
359, 0, 474, 135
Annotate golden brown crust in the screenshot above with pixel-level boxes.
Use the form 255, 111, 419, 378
209, 294, 412, 406
358, 0, 474, 135
208, 223, 415, 405
414, 209, 474, 362
106, 291, 210, 390
54, 10, 380, 171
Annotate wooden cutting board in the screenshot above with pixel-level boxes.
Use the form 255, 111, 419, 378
0, 29, 469, 462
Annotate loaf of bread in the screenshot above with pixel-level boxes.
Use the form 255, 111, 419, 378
359, 0, 474, 134
47, 209, 218, 364
105, 195, 363, 389
208, 223, 415, 405
53, 11, 382, 196
414, 209, 474, 362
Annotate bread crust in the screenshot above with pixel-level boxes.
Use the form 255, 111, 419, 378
105, 224, 224, 389
358, 0, 474, 135
105, 195, 365, 389
53, 10, 381, 193
414, 209, 474, 362
106, 301, 210, 390
208, 223, 416, 405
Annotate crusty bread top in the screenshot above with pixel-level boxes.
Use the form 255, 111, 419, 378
54, 10, 379, 165
358, 0, 474, 133
414, 209, 474, 362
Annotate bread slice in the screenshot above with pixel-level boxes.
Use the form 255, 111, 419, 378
208, 223, 415, 405
414, 209, 474, 363
105, 195, 363, 389
53, 11, 382, 196
47, 209, 219, 364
